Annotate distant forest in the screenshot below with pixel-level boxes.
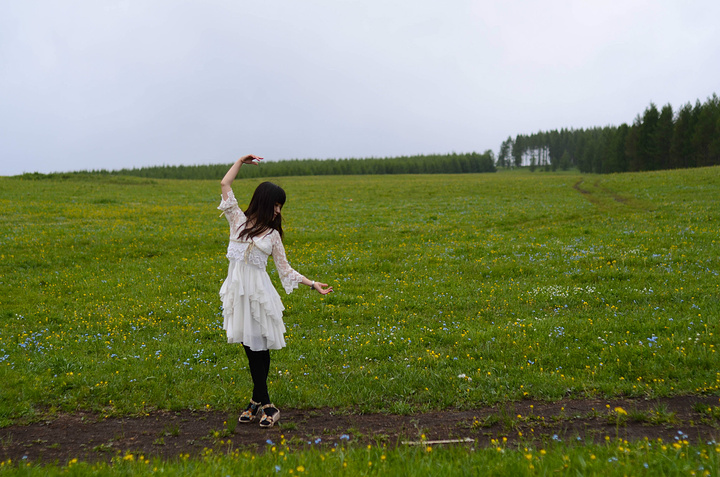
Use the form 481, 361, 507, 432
82, 152, 497, 179
21, 94, 718, 180
497, 94, 720, 173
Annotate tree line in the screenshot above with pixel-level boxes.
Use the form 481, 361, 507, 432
496, 94, 720, 173
66, 152, 496, 180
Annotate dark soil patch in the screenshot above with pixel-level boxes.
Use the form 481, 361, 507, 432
2, 396, 719, 465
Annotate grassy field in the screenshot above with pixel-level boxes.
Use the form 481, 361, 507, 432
3, 438, 720, 476
1, 167, 719, 473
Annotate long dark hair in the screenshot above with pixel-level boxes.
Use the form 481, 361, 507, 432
238, 181, 286, 240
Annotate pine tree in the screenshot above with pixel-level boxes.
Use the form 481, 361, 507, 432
512, 135, 524, 167
692, 94, 720, 166
709, 115, 720, 165
625, 120, 640, 171
638, 103, 660, 170
607, 123, 629, 173
670, 103, 694, 168
559, 150, 571, 170
498, 137, 513, 168
654, 104, 674, 170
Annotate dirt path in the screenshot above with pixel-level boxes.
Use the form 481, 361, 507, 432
2, 396, 719, 464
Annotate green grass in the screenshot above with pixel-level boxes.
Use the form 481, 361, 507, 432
1, 167, 719, 472
1, 438, 719, 476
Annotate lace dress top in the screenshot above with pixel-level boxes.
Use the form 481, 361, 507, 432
218, 189, 304, 294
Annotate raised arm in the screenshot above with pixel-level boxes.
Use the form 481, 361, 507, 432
221, 154, 263, 200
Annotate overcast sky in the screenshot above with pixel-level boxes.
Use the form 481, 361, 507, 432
1, 1, 718, 176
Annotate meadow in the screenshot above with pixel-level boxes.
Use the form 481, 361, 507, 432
1, 167, 719, 474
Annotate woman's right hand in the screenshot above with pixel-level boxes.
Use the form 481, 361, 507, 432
222, 155, 263, 197
241, 154, 263, 165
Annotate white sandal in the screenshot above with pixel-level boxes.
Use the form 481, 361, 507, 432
238, 400, 261, 423
259, 404, 280, 428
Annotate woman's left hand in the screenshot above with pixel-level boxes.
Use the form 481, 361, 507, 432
313, 282, 333, 295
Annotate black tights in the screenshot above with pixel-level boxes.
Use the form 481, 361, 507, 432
243, 345, 271, 405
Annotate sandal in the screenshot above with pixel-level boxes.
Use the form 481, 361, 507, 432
238, 400, 261, 423
259, 404, 280, 428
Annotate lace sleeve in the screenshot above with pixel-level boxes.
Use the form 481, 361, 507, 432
218, 189, 244, 226
271, 233, 305, 294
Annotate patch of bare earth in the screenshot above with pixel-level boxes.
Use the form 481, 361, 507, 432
2, 396, 718, 465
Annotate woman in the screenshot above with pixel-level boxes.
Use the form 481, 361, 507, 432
218, 154, 332, 428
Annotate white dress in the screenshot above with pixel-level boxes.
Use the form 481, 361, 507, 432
218, 189, 305, 351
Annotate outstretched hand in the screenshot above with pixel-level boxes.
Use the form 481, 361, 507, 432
241, 154, 263, 166
312, 282, 333, 295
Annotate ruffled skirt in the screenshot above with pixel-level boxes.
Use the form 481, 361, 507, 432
219, 259, 286, 351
